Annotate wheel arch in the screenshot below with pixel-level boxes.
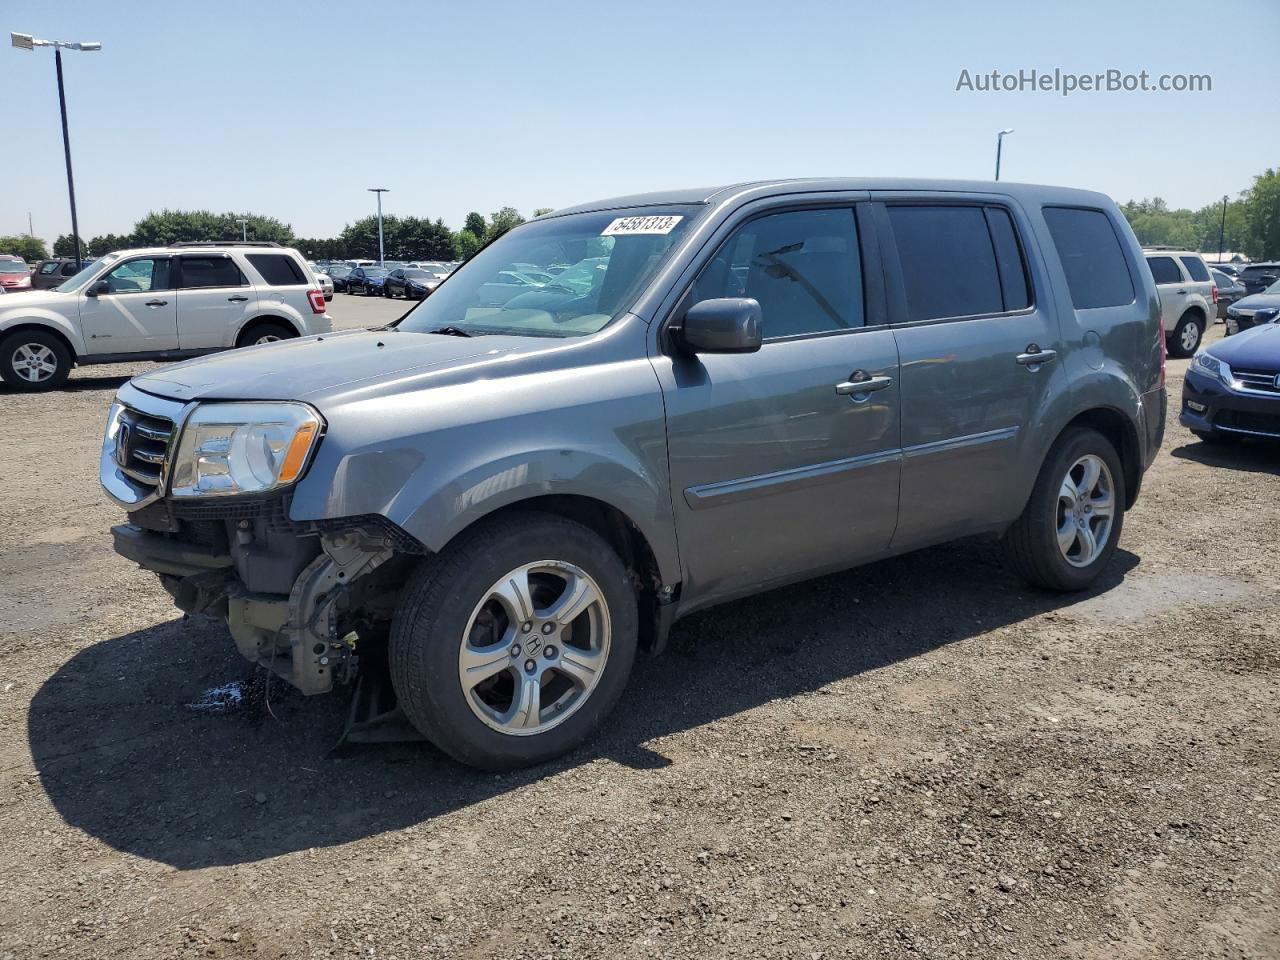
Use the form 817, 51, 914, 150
0, 321, 79, 364
1057, 406, 1143, 511
234, 314, 303, 346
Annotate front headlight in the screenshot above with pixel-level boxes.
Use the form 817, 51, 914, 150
1190, 350, 1234, 388
169, 402, 323, 498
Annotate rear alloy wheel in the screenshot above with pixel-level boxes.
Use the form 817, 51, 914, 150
238, 322, 296, 348
0, 330, 72, 392
1169, 314, 1204, 358
390, 512, 638, 770
1005, 427, 1125, 591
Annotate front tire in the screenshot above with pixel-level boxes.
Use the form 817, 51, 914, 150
1004, 427, 1125, 591
0, 330, 72, 392
1168, 313, 1204, 358
389, 512, 638, 770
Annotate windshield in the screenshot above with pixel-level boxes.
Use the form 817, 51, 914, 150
398, 207, 697, 338
328, 265, 353, 277
55, 253, 120, 293
0, 261, 28, 274
1265, 280, 1280, 295
403, 269, 432, 279
363, 268, 389, 277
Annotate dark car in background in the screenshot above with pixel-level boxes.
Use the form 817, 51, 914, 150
1224, 279, 1280, 335
384, 268, 443, 299
0, 256, 32, 292
326, 264, 354, 292
31, 258, 92, 290
346, 266, 389, 295
1182, 321, 1280, 443
1239, 262, 1280, 295
1211, 268, 1246, 319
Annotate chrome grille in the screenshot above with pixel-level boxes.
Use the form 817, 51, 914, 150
116, 407, 174, 488
1233, 368, 1280, 394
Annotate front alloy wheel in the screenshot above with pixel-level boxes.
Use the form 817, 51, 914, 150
390, 512, 638, 770
0, 330, 72, 392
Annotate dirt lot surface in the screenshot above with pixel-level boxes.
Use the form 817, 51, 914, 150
1, 309, 1277, 959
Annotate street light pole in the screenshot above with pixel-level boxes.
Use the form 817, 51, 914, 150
11, 33, 101, 271
1218, 195, 1228, 264
236, 218, 249, 242
368, 188, 389, 266
994, 128, 1015, 181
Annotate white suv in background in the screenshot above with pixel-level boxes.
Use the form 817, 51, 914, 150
1143, 247, 1217, 357
0, 242, 331, 392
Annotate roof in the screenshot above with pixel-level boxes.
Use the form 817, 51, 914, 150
546, 177, 1118, 218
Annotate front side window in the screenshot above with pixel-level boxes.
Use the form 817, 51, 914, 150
399, 206, 698, 338
1179, 255, 1210, 282
1042, 206, 1135, 310
1146, 256, 1182, 285
692, 208, 864, 338
180, 256, 247, 289
103, 257, 172, 293
887, 205, 1002, 322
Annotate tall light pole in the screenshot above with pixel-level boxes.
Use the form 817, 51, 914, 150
1218, 195, 1229, 264
11, 33, 101, 270
994, 128, 1015, 181
236, 218, 249, 242
368, 188, 389, 266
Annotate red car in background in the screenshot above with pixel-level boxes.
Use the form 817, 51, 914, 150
0, 256, 32, 292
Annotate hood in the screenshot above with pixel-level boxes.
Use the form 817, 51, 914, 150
128, 327, 547, 404
0, 288, 68, 311
1231, 293, 1280, 313
1208, 321, 1280, 368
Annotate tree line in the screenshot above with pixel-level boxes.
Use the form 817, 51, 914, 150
3, 167, 1278, 264
0, 205, 554, 264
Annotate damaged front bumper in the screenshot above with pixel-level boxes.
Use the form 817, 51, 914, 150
112, 495, 420, 696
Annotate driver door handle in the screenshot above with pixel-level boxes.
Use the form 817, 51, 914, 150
144, 299, 168, 307
1015, 346, 1058, 366
835, 373, 894, 397
227, 295, 249, 302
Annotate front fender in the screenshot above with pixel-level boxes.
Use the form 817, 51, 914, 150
0, 304, 87, 356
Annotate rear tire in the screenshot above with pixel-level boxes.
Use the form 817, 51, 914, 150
1168, 313, 1204, 358
389, 512, 638, 770
0, 330, 72, 392
237, 321, 296, 348
1004, 427, 1125, 592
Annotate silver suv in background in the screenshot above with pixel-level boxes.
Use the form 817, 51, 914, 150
102, 179, 1165, 770
0, 242, 331, 391
1144, 248, 1216, 357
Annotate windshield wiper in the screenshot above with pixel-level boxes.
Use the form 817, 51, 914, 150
426, 325, 473, 338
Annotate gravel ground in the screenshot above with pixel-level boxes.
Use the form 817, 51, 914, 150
0, 311, 1277, 960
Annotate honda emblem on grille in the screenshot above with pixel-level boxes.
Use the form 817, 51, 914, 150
115, 420, 131, 469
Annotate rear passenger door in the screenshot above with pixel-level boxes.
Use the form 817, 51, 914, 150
876, 198, 1065, 549
656, 202, 902, 603
174, 255, 255, 350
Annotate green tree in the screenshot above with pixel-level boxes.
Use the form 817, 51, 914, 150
0, 234, 49, 261
130, 210, 294, 246
87, 233, 134, 257
486, 206, 525, 240
532, 207, 554, 217
1242, 168, 1280, 260
464, 212, 487, 237
53, 234, 84, 258
455, 229, 484, 260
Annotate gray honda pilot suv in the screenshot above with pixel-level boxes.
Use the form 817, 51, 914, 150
101, 179, 1166, 770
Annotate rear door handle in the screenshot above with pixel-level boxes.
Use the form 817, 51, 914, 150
835, 374, 894, 397
1176, 289, 1188, 295
144, 299, 168, 307
1015, 347, 1058, 366
228, 295, 249, 302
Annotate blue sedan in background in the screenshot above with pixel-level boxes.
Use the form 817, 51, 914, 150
1182, 320, 1280, 444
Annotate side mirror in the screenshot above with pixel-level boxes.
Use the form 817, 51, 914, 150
675, 297, 762, 354
85, 279, 110, 298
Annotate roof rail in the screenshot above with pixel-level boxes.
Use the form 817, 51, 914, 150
169, 240, 284, 248
1141, 245, 1183, 251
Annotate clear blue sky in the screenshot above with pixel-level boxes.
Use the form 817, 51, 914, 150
3, 0, 1276, 245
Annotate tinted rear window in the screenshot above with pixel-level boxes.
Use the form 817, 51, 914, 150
1146, 256, 1182, 285
985, 207, 1031, 311
887, 205, 1002, 322
1179, 256, 1210, 282
1042, 207, 1135, 309
247, 253, 307, 286
179, 256, 247, 289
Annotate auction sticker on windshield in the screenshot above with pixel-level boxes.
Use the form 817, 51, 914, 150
601, 215, 684, 236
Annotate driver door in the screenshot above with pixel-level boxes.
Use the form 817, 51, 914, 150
78, 256, 178, 355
